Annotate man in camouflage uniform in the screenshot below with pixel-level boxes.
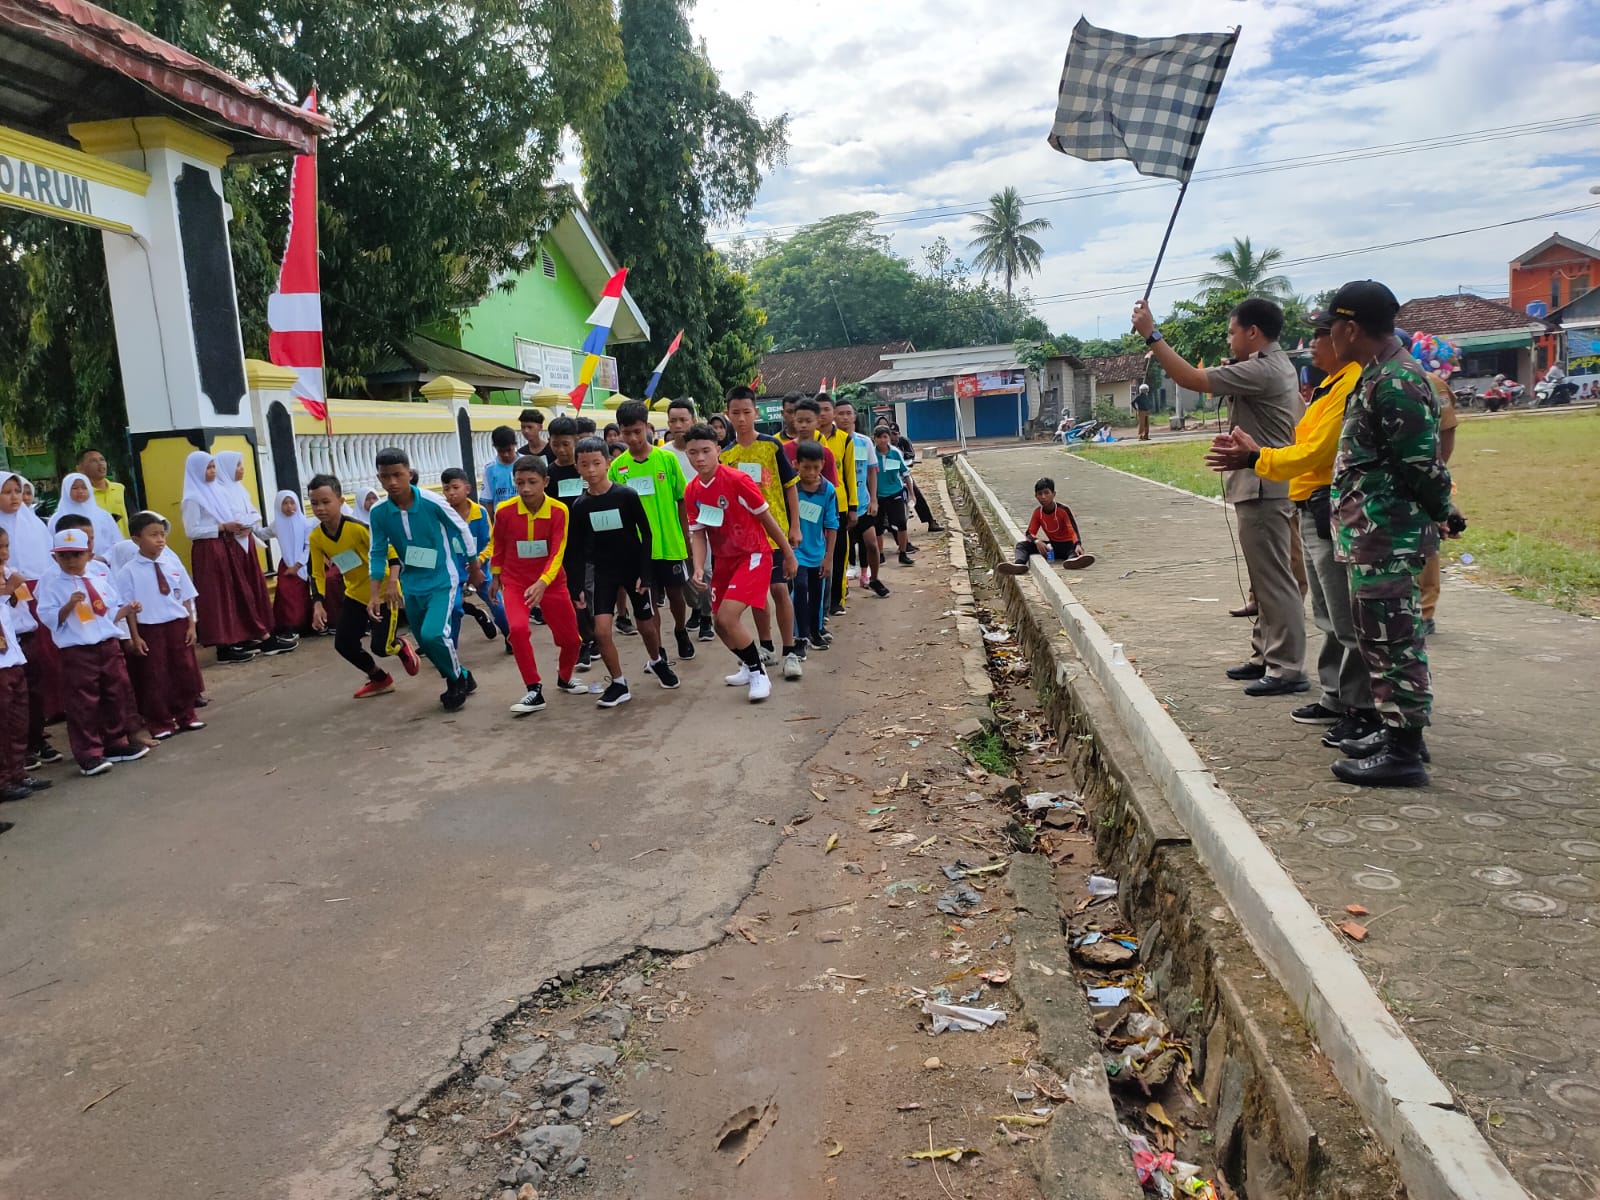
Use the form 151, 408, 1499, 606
1324, 281, 1454, 787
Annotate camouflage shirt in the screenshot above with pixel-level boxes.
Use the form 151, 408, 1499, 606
1332, 338, 1454, 564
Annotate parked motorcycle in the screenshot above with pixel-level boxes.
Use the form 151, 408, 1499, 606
1452, 383, 1479, 408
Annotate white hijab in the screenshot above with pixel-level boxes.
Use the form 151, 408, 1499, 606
104, 537, 143, 573
271, 490, 312, 577
352, 488, 381, 526
182, 450, 235, 530
49, 471, 122, 551
0, 471, 54, 578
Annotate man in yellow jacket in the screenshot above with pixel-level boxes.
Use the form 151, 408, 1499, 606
1206, 312, 1377, 748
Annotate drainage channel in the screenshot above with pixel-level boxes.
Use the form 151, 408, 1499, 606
953, 462, 1405, 1200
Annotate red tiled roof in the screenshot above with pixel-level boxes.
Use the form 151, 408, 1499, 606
759, 341, 914, 396
1395, 294, 1546, 337
1084, 353, 1150, 384
1, 0, 332, 153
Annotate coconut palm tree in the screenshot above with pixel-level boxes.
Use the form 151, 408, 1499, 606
1198, 237, 1293, 299
968, 187, 1052, 297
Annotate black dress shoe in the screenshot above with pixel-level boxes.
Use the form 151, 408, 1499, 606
1225, 662, 1267, 680
1244, 675, 1311, 697
1332, 728, 1429, 787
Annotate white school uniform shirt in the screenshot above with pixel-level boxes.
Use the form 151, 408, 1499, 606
0, 594, 25, 669
114, 550, 197, 625
34, 560, 127, 649
3, 566, 39, 635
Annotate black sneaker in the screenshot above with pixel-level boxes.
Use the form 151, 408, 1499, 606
926, 521, 945, 533
441, 677, 468, 712
828, 603, 846, 617
1291, 702, 1342, 726
597, 679, 631, 708
868, 579, 890, 598
25, 755, 41, 773
675, 628, 696, 660
259, 634, 298, 656
905, 542, 920, 554
36, 745, 63, 766
79, 759, 114, 778
576, 642, 596, 672
555, 677, 588, 695
23, 776, 53, 792
646, 656, 681, 689
532, 606, 546, 627
1332, 729, 1429, 788
1322, 710, 1382, 748
898, 553, 914, 566
1225, 661, 1267, 680
0, 784, 33, 803
464, 670, 478, 695
615, 613, 637, 636
698, 621, 716, 642
104, 743, 150, 763
686, 611, 703, 632
217, 644, 257, 664
808, 633, 831, 652
510, 684, 546, 715
469, 605, 498, 639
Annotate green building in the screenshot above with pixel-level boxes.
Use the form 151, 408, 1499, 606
451, 204, 650, 406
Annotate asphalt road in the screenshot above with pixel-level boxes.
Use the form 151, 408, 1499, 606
0, 618, 861, 1199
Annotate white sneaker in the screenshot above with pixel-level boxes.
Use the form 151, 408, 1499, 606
782, 652, 803, 680
725, 664, 752, 686
845, 565, 860, 581
748, 671, 772, 702
758, 646, 778, 667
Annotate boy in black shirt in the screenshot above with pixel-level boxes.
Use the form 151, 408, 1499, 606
570, 435, 678, 706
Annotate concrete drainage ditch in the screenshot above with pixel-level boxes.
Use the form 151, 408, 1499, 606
951, 461, 1405, 1200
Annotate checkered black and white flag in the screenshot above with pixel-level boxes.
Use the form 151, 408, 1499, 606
1047, 18, 1237, 185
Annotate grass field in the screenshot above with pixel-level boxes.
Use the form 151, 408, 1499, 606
1074, 409, 1600, 615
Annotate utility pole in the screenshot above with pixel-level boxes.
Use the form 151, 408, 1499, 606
827, 280, 852, 346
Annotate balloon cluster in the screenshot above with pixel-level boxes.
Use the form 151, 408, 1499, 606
1406, 331, 1461, 378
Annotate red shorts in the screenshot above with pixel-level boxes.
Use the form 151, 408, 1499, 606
711, 550, 772, 612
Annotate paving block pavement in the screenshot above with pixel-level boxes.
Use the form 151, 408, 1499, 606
968, 444, 1600, 1200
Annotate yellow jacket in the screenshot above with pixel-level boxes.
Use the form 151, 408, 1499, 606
816, 427, 857, 512
1255, 361, 1360, 501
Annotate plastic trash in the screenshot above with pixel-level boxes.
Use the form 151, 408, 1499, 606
922, 999, 1008, 1034
1087, 985, 1130, 1007
1110, 643, 1129, 666
1087, 874, 1119, 896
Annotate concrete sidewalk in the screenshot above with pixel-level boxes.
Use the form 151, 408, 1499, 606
968, 445, 1600, 1200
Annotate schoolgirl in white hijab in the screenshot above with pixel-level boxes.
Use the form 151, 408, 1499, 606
0, 472, 53, 579
270, 490, 313, 579
351, 487, 381, 526
48, 471, 122, 552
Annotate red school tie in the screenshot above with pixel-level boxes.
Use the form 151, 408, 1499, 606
153, 560, 171, 596
82, 576, 108, 616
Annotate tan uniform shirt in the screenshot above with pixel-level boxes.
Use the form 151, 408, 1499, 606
1204, 344, 1302, 504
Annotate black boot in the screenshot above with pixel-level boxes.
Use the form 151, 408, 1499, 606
1338, 724, 1430, 762
1332, 727, 1430, 787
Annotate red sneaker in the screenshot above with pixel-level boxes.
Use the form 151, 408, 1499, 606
354, 674, 396, 699
397, 640, 421, 677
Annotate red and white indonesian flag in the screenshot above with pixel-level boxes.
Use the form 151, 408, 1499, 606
268, 91, 328, 422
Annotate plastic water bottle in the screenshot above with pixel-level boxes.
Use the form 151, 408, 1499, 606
1046, 544, 1055, 562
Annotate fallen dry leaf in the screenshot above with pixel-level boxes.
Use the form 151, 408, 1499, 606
908, 1146, 980, 1162
1336, 920, 1369, 942
995, 1113, 1050, 1127
824, 832, 839, 854
608, 1109, 639, 1128
823, 1136, 843, 1158
1146, 1101, 1174, 1129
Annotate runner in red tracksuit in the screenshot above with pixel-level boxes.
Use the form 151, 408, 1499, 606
488, 457, 583, 714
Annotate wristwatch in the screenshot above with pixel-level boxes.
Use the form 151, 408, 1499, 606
1144, 330, 1163, 346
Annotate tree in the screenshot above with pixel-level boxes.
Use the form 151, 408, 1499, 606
1198, 237, 1292, 300
699, 250, 770, 411
1, 0, 624, 469
579, 0, 786, 402
1159, 288, 1313, 366
967, 186, 1051, 297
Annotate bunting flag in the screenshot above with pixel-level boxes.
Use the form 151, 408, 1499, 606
750, 373, 763, 390
644, 329, 683, 399
267, 91, 328, 424
569, 268, 629, 409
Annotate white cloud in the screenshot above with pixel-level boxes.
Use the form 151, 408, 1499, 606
675, 0, 1600, 338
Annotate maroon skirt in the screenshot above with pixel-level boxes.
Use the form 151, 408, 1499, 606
274, 572, 311, 633
23, 593, 65, 724
322, 565, 346, 626
191, 535, 272, 647
128, 617, 206, 732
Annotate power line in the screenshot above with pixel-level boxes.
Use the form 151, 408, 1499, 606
710, 111, 1600, 244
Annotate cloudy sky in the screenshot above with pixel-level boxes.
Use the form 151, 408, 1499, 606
681, 0, 1600, 339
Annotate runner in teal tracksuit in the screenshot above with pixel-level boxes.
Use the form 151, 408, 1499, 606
366, 450, 480, 709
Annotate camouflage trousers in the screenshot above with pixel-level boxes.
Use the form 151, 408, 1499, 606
1348, 555, 1431, 729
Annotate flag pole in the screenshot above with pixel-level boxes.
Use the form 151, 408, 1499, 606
1138, 26, 1239, 304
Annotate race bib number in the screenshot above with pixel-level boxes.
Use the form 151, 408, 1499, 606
403, 545, 438, 570
589, 509, 623, 532
330, 549, 362, 574
696, 502, 725, 527
798, 500, 823, 524
629, 474, 656, 496
738, 462, 763, 483
558, 477, 583, 498
517, 539, 548, 559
